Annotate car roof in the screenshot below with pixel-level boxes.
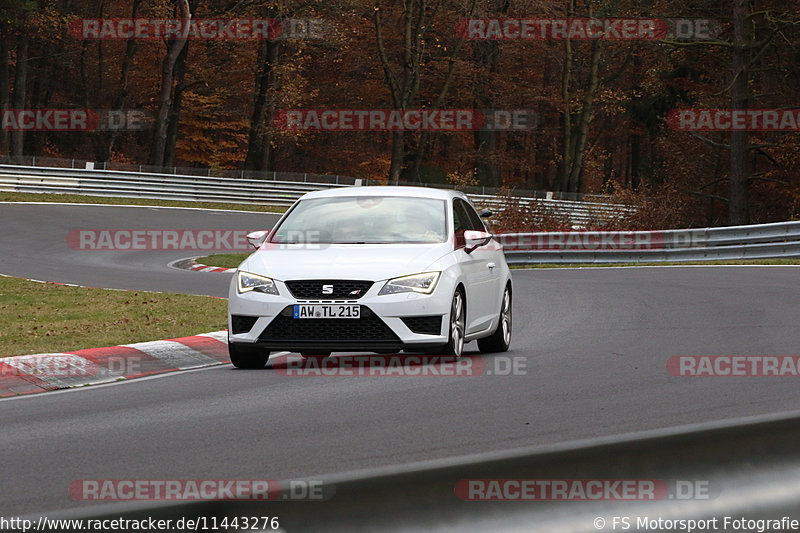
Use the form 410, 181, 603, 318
299, 185, 465, 201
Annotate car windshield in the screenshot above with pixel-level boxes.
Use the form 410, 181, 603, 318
270, 196, 447, 244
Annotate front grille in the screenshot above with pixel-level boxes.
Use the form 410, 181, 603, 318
285, 279, 374, 300
231, 315, 259, 334
259, 306, 399, 342
401, 316, 443, 336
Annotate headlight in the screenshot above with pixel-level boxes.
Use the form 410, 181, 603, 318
379, 272, 441, 295
237, 271, 279, 295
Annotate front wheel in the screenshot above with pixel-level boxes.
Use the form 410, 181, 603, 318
228, 342, 270, 369
478, 285, 512, 353
434, 289, 466, 356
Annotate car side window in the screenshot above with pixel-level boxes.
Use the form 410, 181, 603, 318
461, 200, 487, 232
454, 199, 485, 231
452, 200, 469, 248
453, 202, 466, 232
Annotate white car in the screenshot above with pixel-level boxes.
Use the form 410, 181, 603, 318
227, 186, 512, 368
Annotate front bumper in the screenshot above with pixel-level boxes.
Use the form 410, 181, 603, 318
228, 278, 451, 352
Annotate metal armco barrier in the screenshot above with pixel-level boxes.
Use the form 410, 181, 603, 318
0, 164, 349, 207
499, 221, 800, 263
36, 411, 800, 532
0, 164, 629, 224
1, 163, 795, 262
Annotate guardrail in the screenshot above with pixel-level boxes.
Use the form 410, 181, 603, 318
0, 165, 351, 207
0, 155, 366, 185
3, 162, 792, 262
0, 164, 632, 225
499, 221, 800, 263
37, 411, 800, 532
1, 155, 597, 201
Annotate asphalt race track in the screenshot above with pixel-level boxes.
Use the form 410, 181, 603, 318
1, 203, 799, 517
0, 203, 278, 296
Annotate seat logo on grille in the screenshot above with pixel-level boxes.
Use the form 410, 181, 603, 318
321, 284, 334, 295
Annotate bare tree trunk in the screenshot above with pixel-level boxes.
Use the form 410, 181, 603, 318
164, 41, 189, 169
557, 0, 601, 194
9, 33, 28, 161
389, 130, 405, 184
472, 74, 500, 188
728, 0, 750, 225
375, 0, 459, 185
470, 52, 501, 187
473, 127, 500, 186
410, 0, 478, 181
374, 0, 476, 185
627, 48, 643, 191
555, 0, 575, 192
534, 130, 552, 189
95, 0, 142, 162
409, 51, 464, 182
0, 24, 10, 155
629, 133, 642, 190
566, 39, 601, 193
149, 0, 191, 170
463, 0, 507, 188
374, 1, 415, 185
245, 38, 281, 171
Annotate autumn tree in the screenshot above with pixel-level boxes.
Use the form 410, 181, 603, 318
2, 1, 37, 160
661, 0, 800, 225
149, 0, 191, 170
374, 0, 476, 185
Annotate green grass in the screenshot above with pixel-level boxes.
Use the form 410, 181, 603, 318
514, 259, 800, 268
0, 191, 287, 213
195, 253, 251, 269
0, 276, 227, 357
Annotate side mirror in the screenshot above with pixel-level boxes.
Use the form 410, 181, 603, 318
479, 209, 493, 218
464, 230, 492, 254
246, 230, 269, 250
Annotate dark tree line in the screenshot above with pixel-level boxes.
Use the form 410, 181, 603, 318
2, 0, 800, 226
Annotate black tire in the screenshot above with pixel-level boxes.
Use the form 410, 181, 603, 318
478, 284, 512, 353
435, 288, 466, 356
228, 342, 270, 369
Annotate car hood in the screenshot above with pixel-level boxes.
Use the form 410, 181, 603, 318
240, 242, 452, 281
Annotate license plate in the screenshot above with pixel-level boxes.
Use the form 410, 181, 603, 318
293, 304, 360, 319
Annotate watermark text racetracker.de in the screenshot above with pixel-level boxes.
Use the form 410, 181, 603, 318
66, 229, 255, 252
493, 230, 709, 251
595, 515, 799, 531
456, 478, 716, 502
667, 109, 800, 131
0, 354, 141, 379
69, 479, 331, 501
273, 109, 539, 132
271, 354, 527, 377
67, 229, 712, 252
1, 109, 151, 131
456, 18, 720, 41
667, 355, 800, 377
69, 17, 330, 40
496, 231, 664, 251
67, 229, 340, 252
